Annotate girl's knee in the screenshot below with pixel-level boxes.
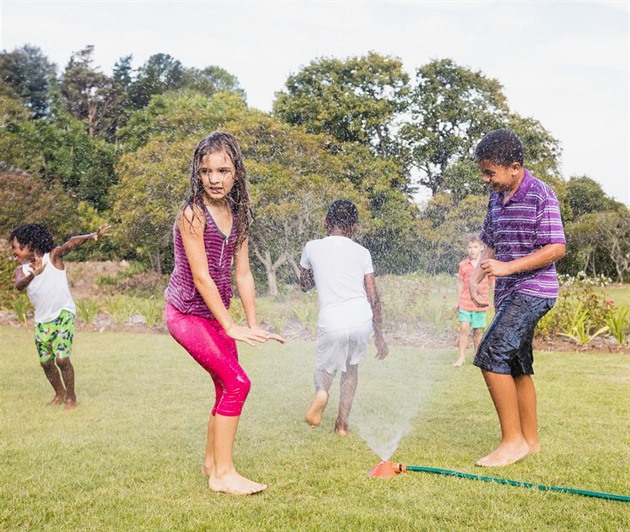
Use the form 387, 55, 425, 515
217, 373, 251, 416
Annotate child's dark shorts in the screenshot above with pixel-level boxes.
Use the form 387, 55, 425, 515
473, 293, 555, 376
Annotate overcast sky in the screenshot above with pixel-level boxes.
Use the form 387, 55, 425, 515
2, 0, 628, 203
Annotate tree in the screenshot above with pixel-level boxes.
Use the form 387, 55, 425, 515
0, 45, 57, 118
111, 136, 192, 273
0, 109, 116, 210
117, 90, 248, 153
0, 171, 81, 238
565, 176, 620, 219
273, 52, 410, 159
59, 45, 131, 140
400, 59, 509, 195
182, 66, 246, 100
128, 53, 185, 109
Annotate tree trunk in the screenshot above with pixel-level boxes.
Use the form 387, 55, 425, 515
252, 246, 287, 297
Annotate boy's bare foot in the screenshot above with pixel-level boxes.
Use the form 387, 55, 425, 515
476, 440, 530, 467
305, 391, 328, 427
209, 471, 267, 495
334, 423, 349, 437
49, 394, 64, 406
63, 396, 77, 410
201, 463, 213, 477
452, 358, 465, 367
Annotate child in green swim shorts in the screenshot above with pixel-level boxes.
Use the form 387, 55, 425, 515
10, 223, 110, 410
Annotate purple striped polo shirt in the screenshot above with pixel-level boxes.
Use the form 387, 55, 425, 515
165, 206, 238, 319
479, 169, 566, 307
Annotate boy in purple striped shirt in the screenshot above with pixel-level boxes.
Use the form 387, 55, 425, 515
470, 129, 566, 467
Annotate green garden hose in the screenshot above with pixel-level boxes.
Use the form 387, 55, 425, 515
396, 463, 629, 502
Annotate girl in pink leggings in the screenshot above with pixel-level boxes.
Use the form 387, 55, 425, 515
165, 132, 284, 495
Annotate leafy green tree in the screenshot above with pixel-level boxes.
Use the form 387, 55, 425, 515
127, 53, 186, 109
0, 171, 81, 238
400, 59, 509, 195
0, 109, 116, 210
60, 45, 121, 138
182, 66, 246, 100
273, 52, 410, 159
117, 91, 248, 153
0, 45, 57, 118
565, 176, 620, 219
112, 93, 422, 288
111, 136, 192, 273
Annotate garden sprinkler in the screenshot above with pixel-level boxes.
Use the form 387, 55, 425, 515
369, 461, 630, 503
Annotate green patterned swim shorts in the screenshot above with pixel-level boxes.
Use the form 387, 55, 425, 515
34, 310, 75, 362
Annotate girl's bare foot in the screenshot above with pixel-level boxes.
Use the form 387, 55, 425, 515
201, 463, 213, 477
209, 471, 267, 495
528, 441, 541, 453
452, 358, 465, 367
49, 394, 64, 406
476, 440, 530, 467
305, 391, 328, 427
64, 399, 77, 411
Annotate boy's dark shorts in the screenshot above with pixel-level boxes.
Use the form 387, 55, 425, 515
473, 293, 555, 376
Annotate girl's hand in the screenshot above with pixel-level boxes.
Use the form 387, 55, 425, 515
226, 324, 286, 346
95, 224, 111, 240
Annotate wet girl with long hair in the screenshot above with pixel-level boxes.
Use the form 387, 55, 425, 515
165, 132, 284, 495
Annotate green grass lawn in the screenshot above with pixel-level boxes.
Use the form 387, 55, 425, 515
1, 325, 628, 530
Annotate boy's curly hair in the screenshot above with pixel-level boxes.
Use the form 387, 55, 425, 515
9, 224, 55, 254
326, 200, 359, 231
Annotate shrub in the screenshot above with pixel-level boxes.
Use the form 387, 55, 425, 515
606, 305, 630, 346
75, 298, 101, 324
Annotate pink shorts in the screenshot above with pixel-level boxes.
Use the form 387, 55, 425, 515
165, 303, 251, 416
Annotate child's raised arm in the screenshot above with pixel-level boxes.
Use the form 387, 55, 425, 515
51, 224, 111, 264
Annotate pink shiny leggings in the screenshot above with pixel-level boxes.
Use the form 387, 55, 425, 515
165, 303, 251, 416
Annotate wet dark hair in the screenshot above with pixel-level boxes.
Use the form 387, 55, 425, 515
184, 131, 253, 249
9, 224, 55, 254
326, 200, 359, 231
474, 129, 524, 167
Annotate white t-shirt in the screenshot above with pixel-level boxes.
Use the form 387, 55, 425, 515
23, 253, 76, 324
300, 236, 374, 331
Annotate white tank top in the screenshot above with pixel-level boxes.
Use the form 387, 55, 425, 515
23, 253, 76, 324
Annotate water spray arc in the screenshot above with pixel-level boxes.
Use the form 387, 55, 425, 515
369, 461, 630, 503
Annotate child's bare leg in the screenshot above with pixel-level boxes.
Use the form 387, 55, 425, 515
454, 322, 470, 367
201, 414, 215, 477
40, 359, 65, 405
56, 358, 76, 410
514, 375, 540, 452
335, 364, 358, 436
476, 370, 529, 467
472, 328, 484, 357
305, 369, 334, 427
208, 414, 266, 495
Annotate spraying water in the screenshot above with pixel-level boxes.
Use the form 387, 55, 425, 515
349, 347, 449, 461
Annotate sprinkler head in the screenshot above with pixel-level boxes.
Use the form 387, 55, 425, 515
369, 461, 405, 478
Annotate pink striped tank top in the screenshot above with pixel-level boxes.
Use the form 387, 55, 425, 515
165, 206, 239, 319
